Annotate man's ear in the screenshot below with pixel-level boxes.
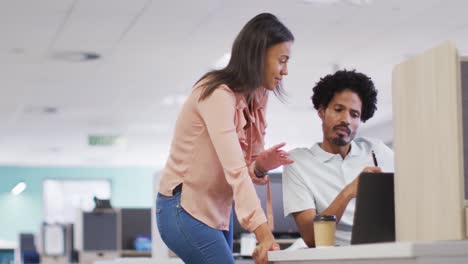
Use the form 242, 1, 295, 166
318, 106, 325, 120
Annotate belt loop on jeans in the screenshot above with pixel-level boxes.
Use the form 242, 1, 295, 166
172, 183, 182, 195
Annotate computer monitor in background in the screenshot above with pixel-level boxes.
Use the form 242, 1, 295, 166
78, 210, 120, 264
83, 211, 119, 251
0, 249, 14, 264
120, 208, 151, 251
233, 173, 300, 239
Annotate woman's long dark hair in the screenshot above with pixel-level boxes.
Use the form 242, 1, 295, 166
197, 13, 294, 101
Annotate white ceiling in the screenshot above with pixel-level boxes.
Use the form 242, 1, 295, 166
1, 0, 468, 168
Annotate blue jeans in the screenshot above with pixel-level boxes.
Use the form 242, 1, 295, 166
156, 191, 235, 264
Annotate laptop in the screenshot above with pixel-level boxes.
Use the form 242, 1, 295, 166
351, 172, 395, 245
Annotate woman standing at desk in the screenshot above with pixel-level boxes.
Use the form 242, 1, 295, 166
156, 13, 294, 264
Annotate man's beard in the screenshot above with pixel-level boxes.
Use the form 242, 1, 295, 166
331, 136, 350, 146
330, 123, 353, 146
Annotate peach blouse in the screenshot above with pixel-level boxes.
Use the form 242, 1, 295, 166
158, 83, 269, 231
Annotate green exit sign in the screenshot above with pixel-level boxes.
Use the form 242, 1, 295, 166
88, 135, 125, 146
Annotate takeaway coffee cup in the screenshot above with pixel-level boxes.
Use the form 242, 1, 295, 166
313, 214, 336, 247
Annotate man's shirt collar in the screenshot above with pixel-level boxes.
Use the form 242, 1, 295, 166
311, 140, 361, 162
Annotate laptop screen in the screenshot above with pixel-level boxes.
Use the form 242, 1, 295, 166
351, 172, 395, 245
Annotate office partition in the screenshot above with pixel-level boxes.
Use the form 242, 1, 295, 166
392, 41, 466, 241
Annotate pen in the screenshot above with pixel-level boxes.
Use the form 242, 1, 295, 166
371, 150, 378, 167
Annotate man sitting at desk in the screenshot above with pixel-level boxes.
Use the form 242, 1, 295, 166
282, 69, 394, 247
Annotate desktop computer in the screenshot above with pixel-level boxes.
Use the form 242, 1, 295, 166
120, 208, 152, 257
75, 209, 120, 264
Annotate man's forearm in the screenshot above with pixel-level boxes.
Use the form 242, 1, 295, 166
321, 187, 354, 223
293, 185, 355, 248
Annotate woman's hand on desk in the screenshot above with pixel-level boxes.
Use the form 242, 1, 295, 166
253, 222, 280, 264
252, 238, 280, 264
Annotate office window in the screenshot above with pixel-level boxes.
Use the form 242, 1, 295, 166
43, 179, 111, 223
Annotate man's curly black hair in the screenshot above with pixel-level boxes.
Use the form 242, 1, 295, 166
311, 69, 378, 122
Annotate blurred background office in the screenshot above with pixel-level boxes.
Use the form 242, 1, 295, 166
1, 0, 468, 263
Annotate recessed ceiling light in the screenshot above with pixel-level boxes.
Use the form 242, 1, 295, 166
52, 51, 101, 62
43, 107, 58, 114
23, 105, 59, 115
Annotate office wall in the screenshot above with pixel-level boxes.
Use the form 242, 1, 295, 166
0, 166, 157, 241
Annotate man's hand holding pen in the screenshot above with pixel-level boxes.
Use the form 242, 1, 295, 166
345, 166, 382, 199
